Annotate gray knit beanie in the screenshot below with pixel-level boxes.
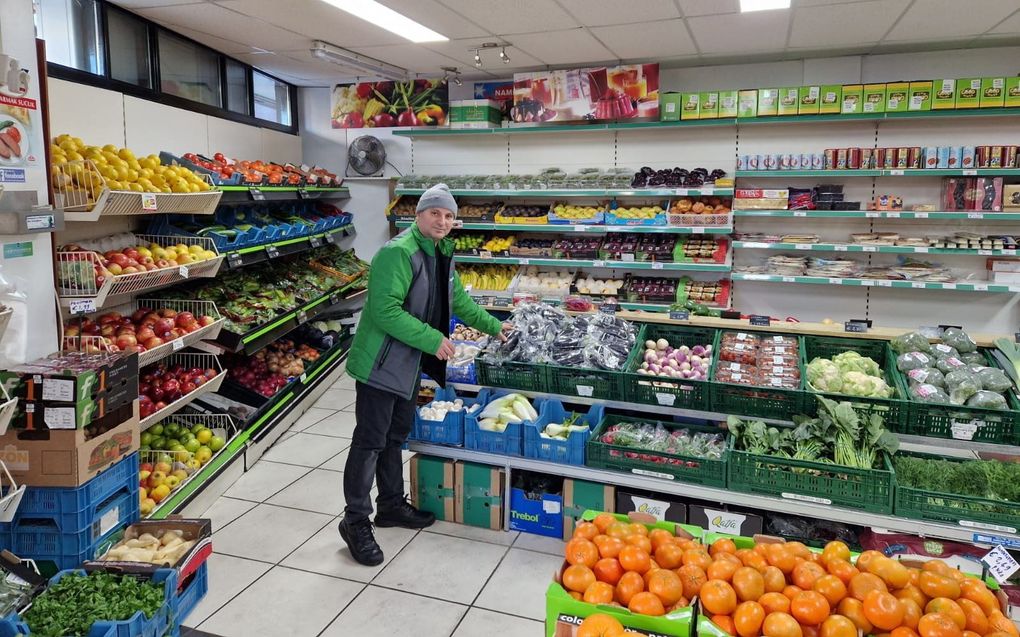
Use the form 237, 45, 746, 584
416, 183, 458, 216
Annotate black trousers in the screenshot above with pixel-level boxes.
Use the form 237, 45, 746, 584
342, 381, 415, 523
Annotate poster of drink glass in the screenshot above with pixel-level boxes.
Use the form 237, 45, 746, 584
331, 79, 449, 128
511, 63, 659, 124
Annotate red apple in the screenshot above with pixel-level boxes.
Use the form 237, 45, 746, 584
136, 326, 155, 342
107, 252, 129, 267
100, 324, 116, 337
124, 248, 140, 261
122, 266, 139, 274
143, 336, 164, 349
181, 381, 196, 394
204, 368, 217, 379
159, 308, 178, 319
131, 308, 150, 323
154, 401, 167, 411
174, 312, 195, 327
197, 315, 215, 327
115, 334, 138, 349
155, 259, 169, 268
154, 318, 174, 335
141, 256, 154, 265
143, 312, 161, 325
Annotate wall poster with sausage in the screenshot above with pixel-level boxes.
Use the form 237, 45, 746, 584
331, 79, 449, 129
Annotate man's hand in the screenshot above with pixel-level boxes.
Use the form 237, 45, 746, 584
498, 321, 514, 342
435, 338, 455, 360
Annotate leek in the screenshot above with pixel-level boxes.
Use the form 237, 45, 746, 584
993, 338, 1020, 389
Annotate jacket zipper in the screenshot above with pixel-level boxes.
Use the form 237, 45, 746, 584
376, 337, 393, 368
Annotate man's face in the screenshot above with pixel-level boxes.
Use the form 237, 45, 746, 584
416, 207, 456, 241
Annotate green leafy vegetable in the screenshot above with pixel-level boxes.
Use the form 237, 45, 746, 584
894, 455, 1020, 505
23, 571, 165, 637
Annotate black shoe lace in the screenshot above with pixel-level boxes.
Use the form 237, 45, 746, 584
352, 520, 376, 542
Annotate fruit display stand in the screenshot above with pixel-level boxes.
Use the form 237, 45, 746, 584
139, 353, 226, 429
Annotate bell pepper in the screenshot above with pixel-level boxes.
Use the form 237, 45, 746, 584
416, 104, 446, 126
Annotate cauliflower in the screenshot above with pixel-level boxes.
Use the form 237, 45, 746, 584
840, 371, 893, 398
832, 351, 882, 378
807, 358, 843, 393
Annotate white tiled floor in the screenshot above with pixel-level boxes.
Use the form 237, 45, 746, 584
189, 374, 549, 637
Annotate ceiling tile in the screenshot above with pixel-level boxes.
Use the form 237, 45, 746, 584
508, 28, 616, 65
352, 43, 470, 73
687, 10, 791, 54
380, 0, 492, 39
111, 0, 204, 8
554, 0, 680, 27
884, 0, 1018, 41
168, 26, 253, 54
435, 0, 577, 34
423, 40, 544, 71
676, 0, 740, 17
213, 0, 406, 48
589, 20, 697, 60
138, 3, 310, 51
789, 0, 909, 48
234, 50, 349, 83
795, 0, 890, 6
988, 9, 1020, 34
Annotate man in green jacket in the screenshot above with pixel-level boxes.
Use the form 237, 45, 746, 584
339, 183, 506, 566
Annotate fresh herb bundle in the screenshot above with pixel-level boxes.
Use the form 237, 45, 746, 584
894, 455, 1020, 503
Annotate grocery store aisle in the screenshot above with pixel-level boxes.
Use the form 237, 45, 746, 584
186, 373, 557, 637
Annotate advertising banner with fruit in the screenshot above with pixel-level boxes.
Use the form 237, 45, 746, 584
331, 79, 449, 128
512, 64, 659, 124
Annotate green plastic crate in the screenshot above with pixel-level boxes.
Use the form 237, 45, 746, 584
545, 321, 643, 400
727, 438, 895, 514
475, 358, 549, 393
586, 414, 728, 487
709, 330, 807, 421
803, 335, 909, 431
893, 451, 1020, 533
623, 324, 717, 411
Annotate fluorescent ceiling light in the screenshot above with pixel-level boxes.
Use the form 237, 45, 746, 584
318, 0, 448, 42
311, 41, 408, 81
740, 0, 791, 11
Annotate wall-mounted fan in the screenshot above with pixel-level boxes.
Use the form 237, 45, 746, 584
346, 135, 386, 177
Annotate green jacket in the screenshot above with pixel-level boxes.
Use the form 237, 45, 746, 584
347, 224, 502, 399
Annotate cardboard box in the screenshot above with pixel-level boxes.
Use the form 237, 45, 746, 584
1, 351, 138, 403
510, 486, 562, 538
680, 93, 700, 120
450, 99, 502, 128
0, 400, 139, 487
799, 86, 820, 114
718, 90, 738, 118
699, 92, 719, 119
85, 517, 212, 579
909, 81, 933, 111
885, 81, 909, 112
863, 84, 886, 114
545, 581, 695, 637
615, 489, 686, 524
9, 376, 136, 430
841, 84, 863, 114
776, 87, 798, 116
660, 92, 682, 121
1005, 77, 1020, 107
956, 78, 982, 108
1003, 184, 1020, 209
455, 461, 503, 530
737, 89, 758, 118
981, 77, 1006, 107
410, 455, 456, 522
819, 85, 842, 114
687, 504, 764, 536
562, 479, 615, 540
757, 88, 779, 116
933, 79, 957, 110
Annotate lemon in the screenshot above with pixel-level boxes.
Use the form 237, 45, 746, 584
54, 134, 72, 146
128, 182, 144, 192
125, 169, 139, 183
67, 150, 84, 162
102, 144, 118, 153
118, 148, 136, 161
147, 154, 160, 166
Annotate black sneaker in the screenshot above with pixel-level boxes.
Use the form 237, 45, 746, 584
338, 517, 384, 566
375, 499, 436, 529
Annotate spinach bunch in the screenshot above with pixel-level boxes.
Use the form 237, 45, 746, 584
24, 571, 165, 637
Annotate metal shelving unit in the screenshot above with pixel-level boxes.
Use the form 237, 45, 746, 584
733, 241, 1018, 256
394, 187, 734, 198
395, 220, 733, 234
457, 253, 731, 272
222, 224, 355, 270
731, 273, 1020, 293
733, 210, 1020, 220
736, 169, 1020, 178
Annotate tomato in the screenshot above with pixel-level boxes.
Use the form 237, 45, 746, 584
767, 544, 799, 574
735, 601, 767, 637
820, 615, 858, 637
760, 592, 792, 615
869, 556, 912, 590
616, 571, 645, 606
822, 542, 852, 566
594, 558, 625, 586
857, 551, 886, 572
584, 581, 616, 604
849, 573, 889, 601
895, 584, 930, 610
594, 536, 625, 560
592, 513, 618, 534
763, 566, 787, 593
813, 575, 848, 607
629, 591, 666, 616
656, 544, 685, 570
900, 598, 923, 629
864, 590, 906, 631
702, 579, 739, 616
566, 538, 600, 568
838, 597, 875, 634
956, 598, 989, 635
987, 610, 1020, 637
647, 569, 685, 606
620, 546, 652, 574
733, 566, 767, 602
784, 586, 805, 601
626, 534, 653, 554
828, 559, 860, 585
563, 564, 597, 593
919, 572, 961, 600
791, 591, 831, 626
678, 564, 709, 600
763, 612, 804, 637
685, 549, 714, 571
577, 613, 626, 637
918, 612, 963, 637
712, 538, 739, 556
714, 615, 739, 637
926, 598, 966, 630
709, 559, 741, 582
574, 522, 599, 540
793, 562, 827, 590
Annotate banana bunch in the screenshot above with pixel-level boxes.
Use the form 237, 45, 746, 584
458, 264, 517, 291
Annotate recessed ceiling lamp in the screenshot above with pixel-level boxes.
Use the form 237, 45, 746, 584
311, 40, 407, 81
739, 0, 791, 11
318, 0, 448, 42
441, 66, 462, 86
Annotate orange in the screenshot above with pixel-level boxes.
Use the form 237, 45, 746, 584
763, 612, 804, 637
563, 564, 597, 594
578, 613, 625, 637
714, 615, 739, 637
708, 559, 741, 582
767, 544, 799, 574
733, 566, 767, 602
821, 541, 852, 566
574, 521, 599, 540
592, 513, 617, 534
702, 579, 739, 615
791, 591, 831, 626
820, 615, 858, 637
918, 612, 963, 637
864, 590, 906, 631
813, 575, 848, 607
584, 581, 616, 604
827, 559, 860, 585
919, 572, 961, 601
566, 538, 600, 568
678, 564, 709, 600
625, 534, 653, 554
793, 562, 827, 590
849, 573, 889, 601
838, 597, 875, 634
593, 558, 625, 586
647, 569, 685, 607
616, 571, 644, 606
763, 566, 787, 593
956, 598, 989, 636
655, 543, 684, 570
650, 529, 677, 553
629, 591, 666, 616
619, 545, 652, 574
926, 598, 966, 630
734, 601, 767, 637
594, 536, 625, 559
711, 538, 738, 556
760, 592, 793, 615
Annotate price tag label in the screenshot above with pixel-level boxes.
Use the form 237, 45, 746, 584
172, 338, 184, 351
179, 265, 190, 278
968, 212, 984, 219
914, 212, 929, 218
860, 279, 876, 286
749, 315, 771, 327
978, 249, 992, 255
834, 245, 848, 252
911, 281, 926, 289
889, 169, 905, 176
492, 297, 512, 308
828, 278, 844, 285
782, 276, 795, 283
479, 250, 493, 259
325, 232, 338, 245
266, 245, 280, 259
781, 492, 832, 505
41, 379, 74, 402
651, 262, 664, 269
963, 169, 978, 176
845, 321, 868, 333
297, 188, 309, 199
693, 227, 706, 234
621, 253, 635, 262
981, 545, 1020, 584
943, 282, 957, 289
795, 244, 811, 250
296, 310, 308, 324
669, 311, 690, 321
915, 247, 929, 253
951, 420, 980, 440
654, 392, 677, 406
576, 385, 594, 397
249, 187, 265, 201
1004, 249, 1017, 256
329, 292, 341, 305
69, 299, 96, 315
973, 283, 988, 291
632, 468, 675, 480
519, 258, 530, 265
886, 212, 900, 218
877, 280, 892, 287
793, 211, 807, 217
227, 252, 243, 268
299, 373, 307, 384
309, 236, 323, 248
863, 246, 877, 252
593, 260, 606, 267
141, 193, 158, 211
573, 225, 588, 232
599, 303, 618, 315
866, 212, 880, 218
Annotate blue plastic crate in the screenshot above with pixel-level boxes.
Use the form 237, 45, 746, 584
171, 563, 208, 631
42, 569, 176, 637
7, 454, 138, 532
524, 400, 605, 466
464, 391, 542, 457
0, 617, 29, 636
10, 487, 138, 557
411, 388, 490, 446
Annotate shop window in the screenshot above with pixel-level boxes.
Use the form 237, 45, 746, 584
107, 8, 151, 88
35, 0, 104, 75
226, 59, 250, 116
158, 30, 221, 107
253, 70, 291, 126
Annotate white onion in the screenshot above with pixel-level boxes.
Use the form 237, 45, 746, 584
636, 368, 648, 375
656, 338, 668, 350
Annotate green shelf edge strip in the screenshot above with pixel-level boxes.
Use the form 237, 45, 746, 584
229, 226, 352, 256
239, 281, 362, 345
731, 273, 1020, 292
393, 188, 735, 197
456, 255, 730, 271
733, 242, 1018, 256
732, 210, 1020, 219
395, 220, 732, 234
217, 186, 350, 192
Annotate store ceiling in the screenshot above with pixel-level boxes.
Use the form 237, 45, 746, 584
112, 0, 1020, 86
